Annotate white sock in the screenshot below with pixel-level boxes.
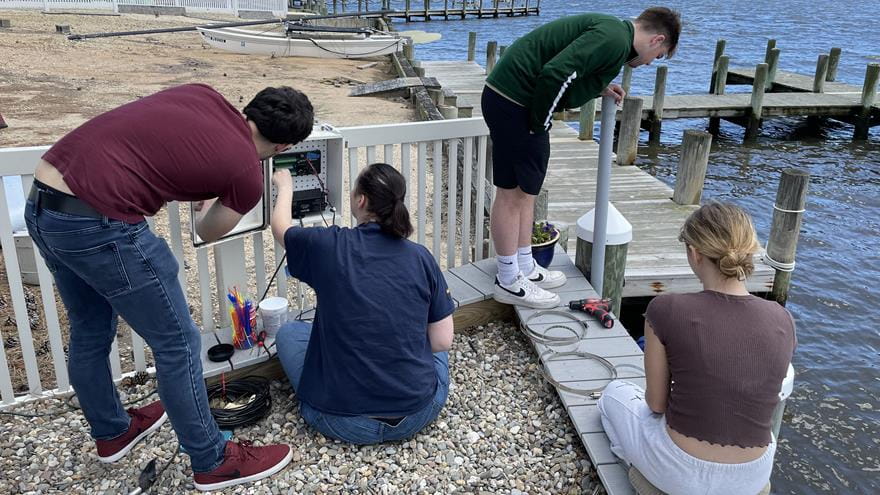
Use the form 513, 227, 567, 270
517, 246, 535, 276
496, 254, 519, 286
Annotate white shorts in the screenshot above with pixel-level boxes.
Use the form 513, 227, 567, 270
597, 380, 775, 495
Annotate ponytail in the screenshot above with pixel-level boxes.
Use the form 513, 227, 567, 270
354, 163, 414, 239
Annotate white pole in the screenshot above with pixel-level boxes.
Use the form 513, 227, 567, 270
591, 95, 617, 295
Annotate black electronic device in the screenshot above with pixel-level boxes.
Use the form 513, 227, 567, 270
292, 188, 328, 219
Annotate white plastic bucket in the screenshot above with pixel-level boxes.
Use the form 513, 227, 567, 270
258, 297, 288, 337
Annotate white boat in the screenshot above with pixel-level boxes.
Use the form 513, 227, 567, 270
197, 24, 405, 59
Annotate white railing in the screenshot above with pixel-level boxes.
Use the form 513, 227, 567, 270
0, 118, 491, 408
0, 0, 288, 15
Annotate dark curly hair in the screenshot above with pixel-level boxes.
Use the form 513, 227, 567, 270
355, 163, 413, 239
243, 86, 314, 145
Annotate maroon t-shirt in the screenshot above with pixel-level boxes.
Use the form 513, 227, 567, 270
43, 84, 262, 223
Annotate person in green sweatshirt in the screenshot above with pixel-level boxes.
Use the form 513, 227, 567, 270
483, 7, 681, 309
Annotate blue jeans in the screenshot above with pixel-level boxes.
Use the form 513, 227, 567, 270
25, 197, 226, 472
275, 320, 450, 444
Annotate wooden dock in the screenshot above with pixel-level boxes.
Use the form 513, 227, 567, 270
418, 59, 776, 298
324, 0, 540, 21
444, 247, 643, 495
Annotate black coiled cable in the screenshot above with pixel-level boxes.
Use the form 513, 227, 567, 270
206, 376, 272, 429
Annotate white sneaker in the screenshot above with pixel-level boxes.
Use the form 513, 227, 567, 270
493, 274, 561, 309
525, 264, 567, 289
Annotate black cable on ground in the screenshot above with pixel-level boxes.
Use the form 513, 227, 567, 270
206, 376, 272, 429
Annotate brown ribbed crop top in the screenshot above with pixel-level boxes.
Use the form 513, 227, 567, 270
645, 290, 796, 447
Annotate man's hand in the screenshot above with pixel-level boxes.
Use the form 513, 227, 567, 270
601, 83, 626, 105
273, 168, 293, 191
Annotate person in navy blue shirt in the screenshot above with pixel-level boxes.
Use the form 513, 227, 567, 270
271, 163, 455, 444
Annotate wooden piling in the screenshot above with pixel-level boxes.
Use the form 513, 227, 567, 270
467, 32, 476, 62
439, 105, 459, 119
403, 38, 415, 61
826, 47, 841, 81
709, 39, 726, 93
499, 45, 506, 57
813, 54, 828, 93
405, 0, 411, 21
708, 55, 729, 135
766, 47, 780, 90
767, 168, 810, 306
424, 0, 430, 20
621, 65, 633, 95
616, 96, 643, 165
745, 63, 768, 140
486, 41, 498, 73
578, 99, 597, 141
854, 63, 879, 140
763, 39, 777, 64
649, 65, 667, 142
672, 130, 713, 205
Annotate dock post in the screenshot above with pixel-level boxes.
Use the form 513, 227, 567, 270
766, 47, 780, 90
492, 0, 499, 17
767, 168, 810, 306
403, 38, 415, 61
709, 39, 726, 93
621, 65, 633, 96
405, 0, 411, 21
333, 0, 338, 14
745, 63, 768, 140
812, 54, 828, 93
826, 47, 842, 81
458, 105, 474, 118
578, 98, 597, 141
424, 0, 430, 20
763, 39, 777, 64
486, 41, 498, 73
499, 45, 506, 57
439, 105, 459, 119
649, 65, 667, 143
672, 130, 713, 205
616, 96, 643, 165
444, 0, 449, 19
467, 31, 476, 61
854, 63, 879, 139
709, 55, 729, 135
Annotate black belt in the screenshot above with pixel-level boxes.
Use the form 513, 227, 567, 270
29, 181, 103, 219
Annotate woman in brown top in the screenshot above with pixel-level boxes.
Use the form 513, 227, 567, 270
598, 202, 796, 494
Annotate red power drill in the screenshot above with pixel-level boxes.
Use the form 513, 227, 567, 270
568, 298, 615, 328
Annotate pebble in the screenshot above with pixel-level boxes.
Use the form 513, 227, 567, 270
0, 322, 595, 493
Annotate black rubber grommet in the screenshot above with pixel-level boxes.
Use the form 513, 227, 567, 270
208, 343, 235, 362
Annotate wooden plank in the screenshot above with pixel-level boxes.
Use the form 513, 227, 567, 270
567, 404, 603, 434
543, 350, 645, 382
452, 298, 515, 330
443, 270, 483, 306
349, 76, 440, 96
583, 432, 617, 464
597, 463, 637, 495
449, 262, 494, 298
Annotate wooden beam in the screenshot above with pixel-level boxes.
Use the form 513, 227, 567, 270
453, 298, 515, 330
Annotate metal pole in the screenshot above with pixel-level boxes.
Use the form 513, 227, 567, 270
591, 95, 616, 295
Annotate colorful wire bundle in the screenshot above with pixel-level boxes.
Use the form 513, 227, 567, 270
227, 287, 257, 350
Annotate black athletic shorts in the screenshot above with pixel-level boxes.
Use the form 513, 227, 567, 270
480, 86, 551, 196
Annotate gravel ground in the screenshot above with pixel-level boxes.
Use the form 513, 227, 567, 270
0, 321, 602, 495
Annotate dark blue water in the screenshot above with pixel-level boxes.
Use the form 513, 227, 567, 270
394, 1, 880, 493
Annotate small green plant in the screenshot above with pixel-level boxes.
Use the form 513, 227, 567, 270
532, 221, 558, 245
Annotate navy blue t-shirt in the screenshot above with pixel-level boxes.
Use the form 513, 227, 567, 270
284, 222, 455, 416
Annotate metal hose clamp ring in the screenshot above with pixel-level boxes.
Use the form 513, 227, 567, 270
520, 310, 588, 347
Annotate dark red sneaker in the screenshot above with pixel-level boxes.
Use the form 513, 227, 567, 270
95, 400, 167, 463
193, 440, 293, 492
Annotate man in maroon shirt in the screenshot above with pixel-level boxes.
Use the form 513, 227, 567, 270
25, 84, 312, 491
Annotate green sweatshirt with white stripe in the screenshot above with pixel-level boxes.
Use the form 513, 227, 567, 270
485, 14, 637, 134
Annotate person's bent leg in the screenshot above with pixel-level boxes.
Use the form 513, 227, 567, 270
274, 320, 313, 391
109, 224, 225, 473
53, 264, 130, 440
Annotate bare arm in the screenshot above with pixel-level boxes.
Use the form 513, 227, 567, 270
427, 315, 454, 352
271, 169, 294, 244
644, 320, 671, 414
195, 198, 245, 243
